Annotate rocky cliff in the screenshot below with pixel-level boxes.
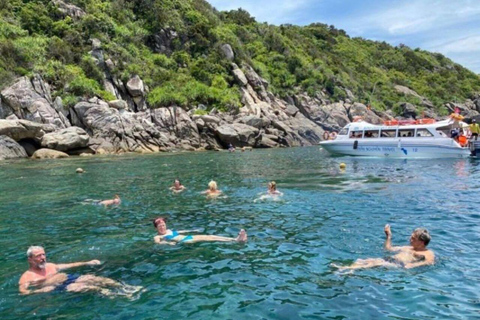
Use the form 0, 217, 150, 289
1, 0, 480, 160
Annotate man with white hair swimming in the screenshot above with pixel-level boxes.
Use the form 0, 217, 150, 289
18, 246, 141, 296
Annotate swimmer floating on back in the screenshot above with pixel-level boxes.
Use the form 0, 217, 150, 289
19, 246, 141, 297
332, 224, 434, 271
153, 217, 247, 245
98, 195, 121, 207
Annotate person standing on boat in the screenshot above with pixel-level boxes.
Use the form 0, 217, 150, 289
332, 224, 434, 271
469, 119, 479, 141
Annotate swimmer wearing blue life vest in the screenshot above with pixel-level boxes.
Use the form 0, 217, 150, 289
19, 246, 141, 296
153, 217, 247, 245
333, 224, 434, 271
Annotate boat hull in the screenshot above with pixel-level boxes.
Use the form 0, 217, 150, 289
320, 140, 471, 158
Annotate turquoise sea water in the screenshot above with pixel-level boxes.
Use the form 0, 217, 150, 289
1, 147, 480, 319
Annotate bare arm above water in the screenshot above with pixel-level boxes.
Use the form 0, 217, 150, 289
384, 224, 406, 252
56, 260, 101, 270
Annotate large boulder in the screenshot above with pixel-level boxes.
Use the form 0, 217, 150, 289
126, 75, 144, 97
215, 123, 259, 147
0, 135, 28, 160
151, 107, 200, 147
0, 76, 69, 129
236, 115, 271, 129
0, 119, 49, 141
231, 63, 248, 87
73, 104, 173, 153
52, 0, 85, 19
41, 127, 90, 151
348, 103, 383, 124
32, 148, 69, 159
400, 102, 418, 119
220, 44, 234, 61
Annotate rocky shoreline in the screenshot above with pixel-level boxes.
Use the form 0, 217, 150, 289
1, 41, 480, 161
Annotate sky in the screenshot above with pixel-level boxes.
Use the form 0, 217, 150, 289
207, 0, 480, 74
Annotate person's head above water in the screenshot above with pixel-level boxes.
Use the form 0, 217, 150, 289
411, 228, 431, 247
208, 180, 217, 191
153, 217, 167, 234
269, 181, 277, 191
174, 179, 181, 187
26, 246, 46, 270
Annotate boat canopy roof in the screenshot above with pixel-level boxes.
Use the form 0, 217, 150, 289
346, 118, 460, 130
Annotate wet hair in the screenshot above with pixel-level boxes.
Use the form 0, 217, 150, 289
153, 217, 167, 228
27, 246, 44, 258
208, 180, 217, 190
114, 194, 120, 199
270, 181, 277, 190
413, 228, 431, 246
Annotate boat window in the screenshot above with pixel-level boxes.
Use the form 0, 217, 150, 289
398, 129, 415, 137
349, 130, 363, 138
416, 128, 434, 137
364, 130, 379, 138
380, 129, 397, 138
338, 128, 348, 135
438, 131, 447, 137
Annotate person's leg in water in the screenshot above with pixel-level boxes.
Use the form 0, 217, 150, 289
184, 229, 247, 243
332, 258, 398, 271
66, 275, 142, 297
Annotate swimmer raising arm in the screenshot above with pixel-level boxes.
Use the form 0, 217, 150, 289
384, 224, 408, 252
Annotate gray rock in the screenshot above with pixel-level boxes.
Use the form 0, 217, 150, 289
257, 135, 278, 148
400, 102, 417, 119
32, 148, 69, 159
236, 115, 270, 129
394, 85, 422, 99
151, 107, 200, 147
0, 135, 28, 160
1, 76, 69, 129
348, 102, 382, 124
126, 75, 144, 97
41, 127, 90, 151
0, 119, 48, 141
220, 44, 234, 61
108, 100, 128, 110
215, 123, 259, 147
231, 64, 248, 87
151, 28, 178, 55
52, 0, 85, 19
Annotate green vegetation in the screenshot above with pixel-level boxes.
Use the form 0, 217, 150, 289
0, 0, 479, 115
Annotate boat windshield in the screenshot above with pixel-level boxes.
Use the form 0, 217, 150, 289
338, 127, 348, 135
416, 128, 434, 137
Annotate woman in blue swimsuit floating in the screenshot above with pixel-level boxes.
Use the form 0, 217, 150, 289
153, 217, 247, 245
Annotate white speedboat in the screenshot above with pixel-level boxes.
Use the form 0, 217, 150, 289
320, 119, 471, 158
